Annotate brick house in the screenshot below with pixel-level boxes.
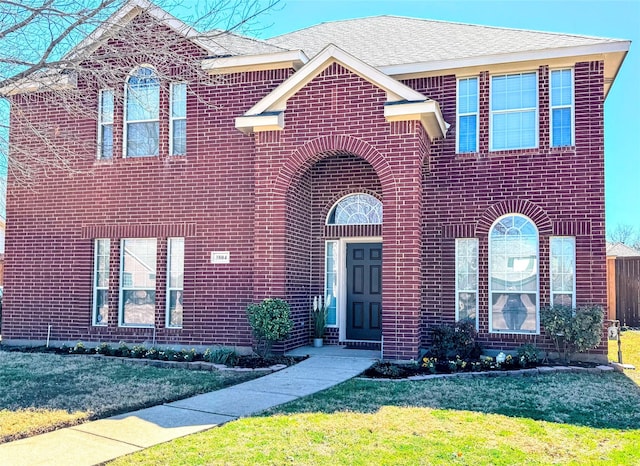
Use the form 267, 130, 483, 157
1, 0, 630, 361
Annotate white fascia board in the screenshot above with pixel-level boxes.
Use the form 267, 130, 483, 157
202, 50, 309, 74
244, 44, 426, 116
0, 73, 76, 96
380, 41, 631, 78
384, 100, 448, 140
235, 112, 284, 134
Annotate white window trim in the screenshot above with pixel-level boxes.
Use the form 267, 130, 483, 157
97, 89, 114, 160
455, 238, 479, 330
488, 214, 540, 335
166, 237, 184, 328
123, 65, 160, 158
170, 82, 187, 156
92, 238, 109, 326
550, 236, 577, 308
456, 76, 479, 154
549, 68, 575, 148
326, 236, 383, 343
119, 238, 157, 328
489, 71, 539, 151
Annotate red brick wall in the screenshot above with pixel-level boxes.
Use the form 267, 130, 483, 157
2, 14, 608, 359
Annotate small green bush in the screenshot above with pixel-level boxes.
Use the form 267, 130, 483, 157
429, 319, 481, 360
517, 344, 540, 367
246, 298, 294, 357
541, 304, 604, 362
95, 342, 113, 356
204, 347, 239, 366
70, 342, 88, 354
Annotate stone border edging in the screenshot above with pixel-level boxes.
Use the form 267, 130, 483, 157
357, 364, 616, 382
89, 354, 288, 373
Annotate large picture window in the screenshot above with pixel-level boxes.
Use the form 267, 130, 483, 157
167, 237, 184, 328
457, 77, 478, 153
120, 238, 157, 326
455, 238, 478, 326
124, 66, 160, 157
489, 214, 539, 333
490, 72, 538, 151
550, 236, 576, 307
93, 239, 110, 325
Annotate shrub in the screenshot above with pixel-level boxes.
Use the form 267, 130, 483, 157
117, 342, 131, 358
95, 342, 113, 356
130, 345, 147, 359
203, 347, 239, 366
517, 344, 540, 367
541, 304, 604, 363
246, 298, 294, 357
429, 319, 481, 360
70, 341, 88, 354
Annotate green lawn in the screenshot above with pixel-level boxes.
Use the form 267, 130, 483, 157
0, 351, 262, 443
112, 332, 640, 465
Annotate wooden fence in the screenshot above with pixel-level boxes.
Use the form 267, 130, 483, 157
607, 256, 640, 327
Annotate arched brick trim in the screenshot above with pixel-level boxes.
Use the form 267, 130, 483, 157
276, 135, 396, 199
475, 200, 552, 236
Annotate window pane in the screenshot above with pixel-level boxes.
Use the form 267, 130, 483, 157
168, 238, 184, 289
100, 125, 113, 159
126, 68, 159, 121
550, 237, 575, 306
95, 289, 109, 324
93, 239, 110, 326
490, 215, 538, 333
100, 90, 114, 124
172, 119, 186, 156
126, 122, 159, 157
458, 115, 477, 152
552, 108, 571, 147
121, 239, 156, 326
328, 193, 382, 225
171, 83, 187, 118
168, 290, 183, 327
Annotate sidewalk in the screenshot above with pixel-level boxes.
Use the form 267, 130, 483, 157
0, 347, 376, 466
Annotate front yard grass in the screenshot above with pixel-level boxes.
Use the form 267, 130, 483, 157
111, 332, 640, 465
0, 350, 263, 443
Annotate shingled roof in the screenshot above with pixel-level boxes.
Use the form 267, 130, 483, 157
267, 15, 626, 68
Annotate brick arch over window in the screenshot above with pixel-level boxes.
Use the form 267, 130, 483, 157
275, 135, 396, 199
476, 200, 552, 236
323, 189, 383, 238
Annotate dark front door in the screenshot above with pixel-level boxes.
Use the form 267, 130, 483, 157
346, 242, 382, 341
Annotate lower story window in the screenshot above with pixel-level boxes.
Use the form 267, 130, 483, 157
167, 238, 184, 328
550, 236, 576, 307
93, 239, 110, 325
120, 238, 157, 326
455, 238, 478, 327
324, 241, 338, 326
489, 214, 539, 334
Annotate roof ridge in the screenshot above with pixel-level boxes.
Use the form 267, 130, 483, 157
268, 14, 624, 43
204, 28, 290, 52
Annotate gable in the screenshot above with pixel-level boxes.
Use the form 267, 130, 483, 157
234, 44, 448, 140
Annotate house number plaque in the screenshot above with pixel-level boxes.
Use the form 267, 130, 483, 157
211, 251, 230, 264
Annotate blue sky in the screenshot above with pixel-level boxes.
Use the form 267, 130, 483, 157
251, 0, 640, 233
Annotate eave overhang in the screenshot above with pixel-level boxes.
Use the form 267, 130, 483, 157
202, 50, 309, 74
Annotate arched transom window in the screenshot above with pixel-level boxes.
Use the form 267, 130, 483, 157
125, 66, 160, 157
489, 214, 539, 334
326, 193, 382, 225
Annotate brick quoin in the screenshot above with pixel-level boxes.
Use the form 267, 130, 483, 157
2, 13, 609, 361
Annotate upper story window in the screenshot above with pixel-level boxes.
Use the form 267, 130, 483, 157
326, 193, 382, 225
170, 83, 187, 156
457, 77, 478, 153
489, 214, 539, 334
97, 90, 114, 159
550, 69, 574, 147
490, 72, 538, 151
125, 66, 160, 157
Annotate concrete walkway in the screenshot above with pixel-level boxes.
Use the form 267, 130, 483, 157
0, 347, 376, 466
